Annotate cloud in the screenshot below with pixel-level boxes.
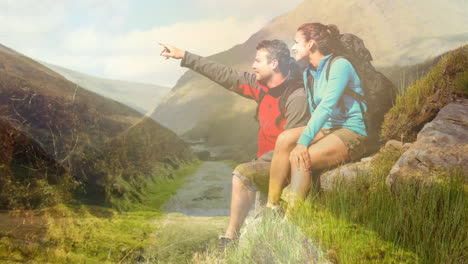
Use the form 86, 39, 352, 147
56, 16, 269, 86
195, 0, 303, 18
0, 0, 65, 34
0, 1, 273, 87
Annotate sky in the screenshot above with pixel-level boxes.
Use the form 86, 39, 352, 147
0, 0, 303, 87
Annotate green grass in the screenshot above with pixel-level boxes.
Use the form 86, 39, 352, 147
291, 203, 419, 264
381, 45, 468, 142
292, 149, 467, 264
379, 55, 442, 96
0, 161, 202, 264
144, 214, 228, 263
126, 161, 202, 212
454, 69, 468, 96
197, 149, 466, 264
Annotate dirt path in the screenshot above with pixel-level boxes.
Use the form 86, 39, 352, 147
162, 161, 233, 216
142, 161, 234, 262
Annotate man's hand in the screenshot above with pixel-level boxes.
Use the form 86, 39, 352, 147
289, 144, 311, 170
159, 43, 185, 60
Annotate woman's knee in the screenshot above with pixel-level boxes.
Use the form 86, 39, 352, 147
275, 129, 301, 152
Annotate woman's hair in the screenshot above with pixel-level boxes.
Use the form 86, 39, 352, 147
297, 23, 340, 55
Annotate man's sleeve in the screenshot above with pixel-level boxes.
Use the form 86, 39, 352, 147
283, 88, 310, 130
181, 51, 265, 101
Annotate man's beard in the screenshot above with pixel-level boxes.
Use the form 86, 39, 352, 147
256, 73, 268, 86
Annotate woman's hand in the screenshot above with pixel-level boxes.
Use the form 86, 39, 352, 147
289, 144, 311, 170
159, 43, 185, 60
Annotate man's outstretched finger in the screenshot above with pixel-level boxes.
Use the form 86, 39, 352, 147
158, 43, 171, 56
158, 42, 169, 49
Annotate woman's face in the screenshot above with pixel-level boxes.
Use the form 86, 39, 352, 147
292, 31, 311, 62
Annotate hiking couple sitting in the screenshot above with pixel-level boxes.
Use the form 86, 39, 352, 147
160, 22, 390, 245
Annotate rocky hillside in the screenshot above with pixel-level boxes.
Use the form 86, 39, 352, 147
0, 43, 195, 209
44, 62, 170, 114
151, 0, 467, 160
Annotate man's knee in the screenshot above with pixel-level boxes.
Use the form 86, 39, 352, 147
234, 163, 250, 178
233, 163, 257, 192
233, 162, 270, 194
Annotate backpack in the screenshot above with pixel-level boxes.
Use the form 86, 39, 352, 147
326, 33, 397, 152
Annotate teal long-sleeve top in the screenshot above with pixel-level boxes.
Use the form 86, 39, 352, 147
297, 54, 367, 146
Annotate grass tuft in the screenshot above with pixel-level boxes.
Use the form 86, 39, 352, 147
381, 44, 468, 142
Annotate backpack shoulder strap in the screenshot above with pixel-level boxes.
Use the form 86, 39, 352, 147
326, 55, 365, 102
326, 55, 345, 81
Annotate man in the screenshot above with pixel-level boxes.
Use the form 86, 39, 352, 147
160, 40, 309, 246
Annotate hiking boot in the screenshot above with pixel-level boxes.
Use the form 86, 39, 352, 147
217, 236, 236, 252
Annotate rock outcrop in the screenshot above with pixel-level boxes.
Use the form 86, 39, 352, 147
316, 100, 467, 191
319, 156, 374, 191
317, 140, 409, 191
386, 99, 468, 189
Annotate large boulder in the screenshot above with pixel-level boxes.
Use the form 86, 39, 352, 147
317, 139, 414, 190
319, 156, 374, 191
386, 99, 468, 189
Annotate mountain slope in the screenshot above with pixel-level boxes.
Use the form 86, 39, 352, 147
0, 43, 195, 208
0, 119, 73, 209
44, 62, 170, 114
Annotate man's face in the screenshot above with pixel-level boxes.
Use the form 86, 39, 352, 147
252, 49, 275, 82
292, 31, 311, 62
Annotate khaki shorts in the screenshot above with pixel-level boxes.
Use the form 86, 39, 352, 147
233, 127, 368, 194
321, 127, 368, 162
233, 161, 270, 194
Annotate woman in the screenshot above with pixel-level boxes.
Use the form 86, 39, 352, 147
266, 23, 368, 210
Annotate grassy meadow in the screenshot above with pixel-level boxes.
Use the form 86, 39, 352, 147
195, 148, 466, 264
0, 161, 202, 263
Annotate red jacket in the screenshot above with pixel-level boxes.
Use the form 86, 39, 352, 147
181, 52, 309, 159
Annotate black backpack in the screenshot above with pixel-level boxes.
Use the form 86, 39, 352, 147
325, 33, 397, 152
